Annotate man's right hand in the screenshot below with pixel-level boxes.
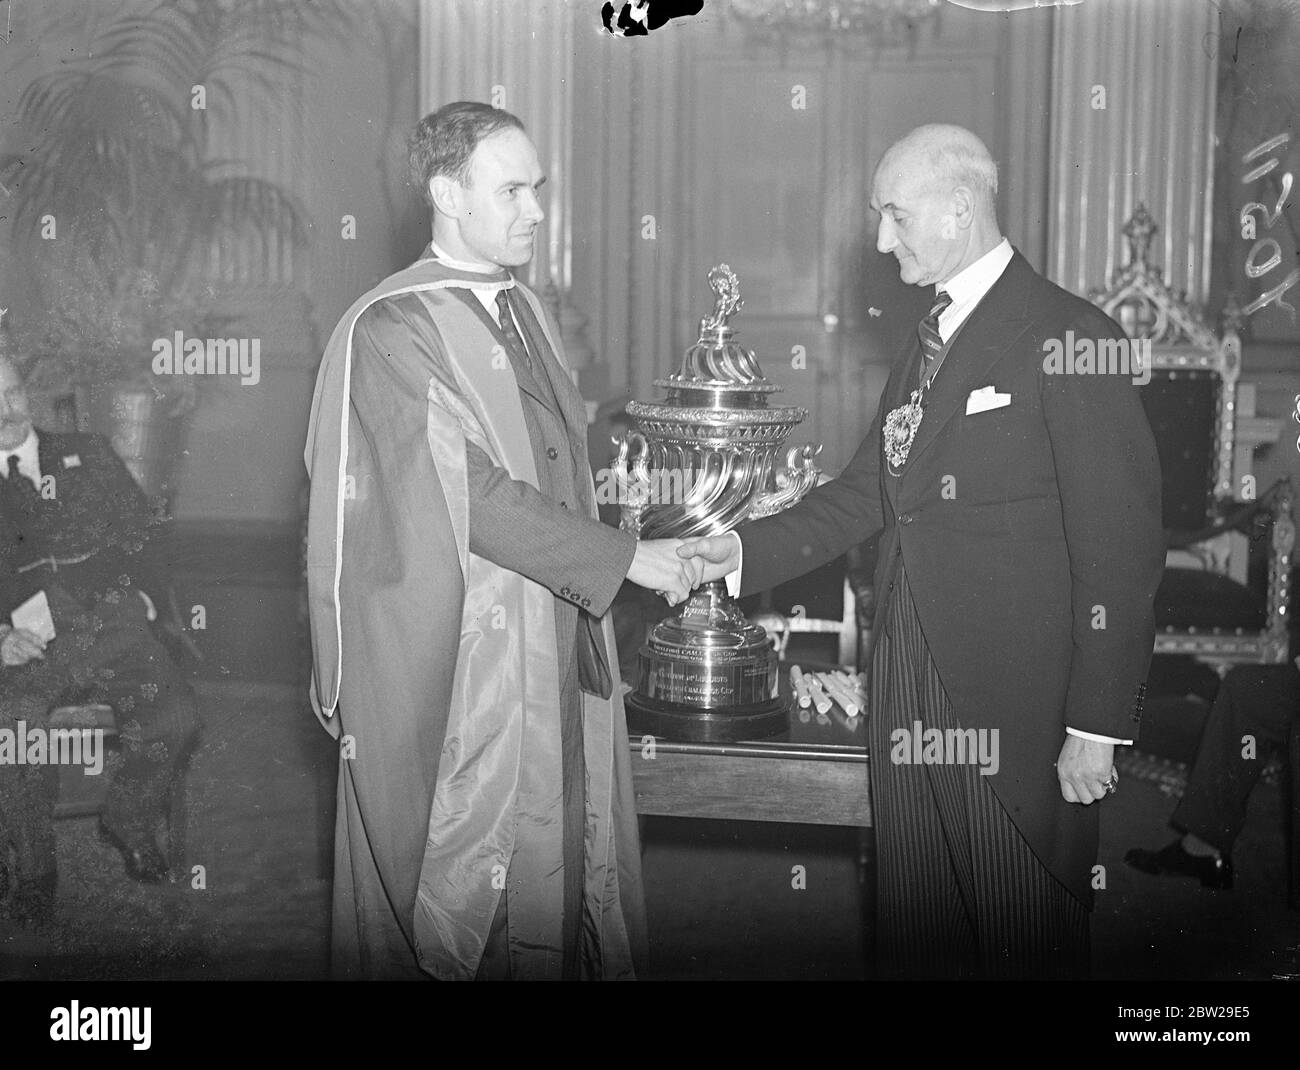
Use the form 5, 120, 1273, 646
0, 624, 47, 666
627, 539, 704, 606
676, 533, 741, 583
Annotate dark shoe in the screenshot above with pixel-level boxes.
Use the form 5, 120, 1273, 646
1125, 839, 1233, 889
97, 820, 168, 884
10, 871, 57, 926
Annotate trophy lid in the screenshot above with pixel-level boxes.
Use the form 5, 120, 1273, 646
656, 264, 780, 398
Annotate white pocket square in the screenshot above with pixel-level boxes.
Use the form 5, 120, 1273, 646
965, 386, 1012, 415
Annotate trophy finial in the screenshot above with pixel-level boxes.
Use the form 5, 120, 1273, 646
672, 263, 771, 387
700, 264, 743, 332
1123, 204, 1157, 269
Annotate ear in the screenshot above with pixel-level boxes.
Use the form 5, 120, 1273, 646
950, 186, 977, 231
430, 174, 462, 219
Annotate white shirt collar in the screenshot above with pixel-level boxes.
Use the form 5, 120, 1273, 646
429, 239, 512, 281
429, 241, 513, 324
939, 237, 1012, 308
934, 238, 1013, 343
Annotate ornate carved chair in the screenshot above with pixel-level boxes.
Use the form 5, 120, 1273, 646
1091, 205, 1294, 673
741, 554, 864, 670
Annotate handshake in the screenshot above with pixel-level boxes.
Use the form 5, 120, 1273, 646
626, 533, 743, 606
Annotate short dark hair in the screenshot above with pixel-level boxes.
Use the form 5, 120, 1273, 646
407, 101, 526, 209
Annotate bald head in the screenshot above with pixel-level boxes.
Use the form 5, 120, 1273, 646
882, 125, 999, 215
871, 124, 1003, 288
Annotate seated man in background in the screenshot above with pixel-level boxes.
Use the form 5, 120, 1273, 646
0, 622, 70, 924
0, 591, 110, 923
1126, 658, 1300, 887
0, 351, 198, 892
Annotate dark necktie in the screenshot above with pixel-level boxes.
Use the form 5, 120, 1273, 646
495, 288, 534, 375
6, 453, 35, 495
917, 290, 953, 387
2, 452, 41, 521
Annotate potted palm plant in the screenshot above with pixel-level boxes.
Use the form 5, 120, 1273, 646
0, 0, 349, 505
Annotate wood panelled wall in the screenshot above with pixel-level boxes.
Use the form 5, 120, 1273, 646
1047, 0, 1218, 303
419, 0, 1054, 474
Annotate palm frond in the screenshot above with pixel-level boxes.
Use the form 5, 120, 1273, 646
6, 0, 358, 357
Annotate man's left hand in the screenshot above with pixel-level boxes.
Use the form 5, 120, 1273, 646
1056, 735, 1115, 805
0, 624, 48, 667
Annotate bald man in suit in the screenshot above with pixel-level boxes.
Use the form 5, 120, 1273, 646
682, 125, 1164, 979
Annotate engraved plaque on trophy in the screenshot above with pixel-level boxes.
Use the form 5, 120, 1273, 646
613, 264, 822, 742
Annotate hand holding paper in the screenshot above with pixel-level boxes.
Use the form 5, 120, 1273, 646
0, 625, 48, 666
1, 591, 56, 666
12, 590, 57, 644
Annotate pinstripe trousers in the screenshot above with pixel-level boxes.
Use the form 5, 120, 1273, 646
868, 566, 1089, 980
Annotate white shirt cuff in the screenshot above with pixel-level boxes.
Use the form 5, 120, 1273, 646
1066, 726, 1131, 746
723, 531, 743, 598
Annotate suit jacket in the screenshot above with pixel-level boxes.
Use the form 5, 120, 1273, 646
0, 430, 164, 622
738, 250, 1165, 904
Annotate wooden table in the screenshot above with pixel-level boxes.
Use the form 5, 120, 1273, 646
627, 678, 871, 828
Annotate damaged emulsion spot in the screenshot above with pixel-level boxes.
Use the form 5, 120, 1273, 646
601, 0, 704, 37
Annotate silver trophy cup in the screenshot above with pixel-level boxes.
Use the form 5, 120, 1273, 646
614, 264, 822, 742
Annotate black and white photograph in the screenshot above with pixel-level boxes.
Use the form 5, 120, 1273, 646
0, 0, 1297, 1027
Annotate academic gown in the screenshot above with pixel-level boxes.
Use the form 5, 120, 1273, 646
304, 256, 646, 981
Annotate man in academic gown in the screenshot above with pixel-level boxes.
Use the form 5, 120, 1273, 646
304, 101, 698, 981
681, 124, 1165, 979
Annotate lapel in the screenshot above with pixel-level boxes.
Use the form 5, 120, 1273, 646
35, 430, 73, 485
510, 285, 587, 441
902, 250, 1038, 474
447, 287, 558, 414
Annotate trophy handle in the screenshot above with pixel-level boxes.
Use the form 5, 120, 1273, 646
613, 430, 653, 534
748, 443, 822, 519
